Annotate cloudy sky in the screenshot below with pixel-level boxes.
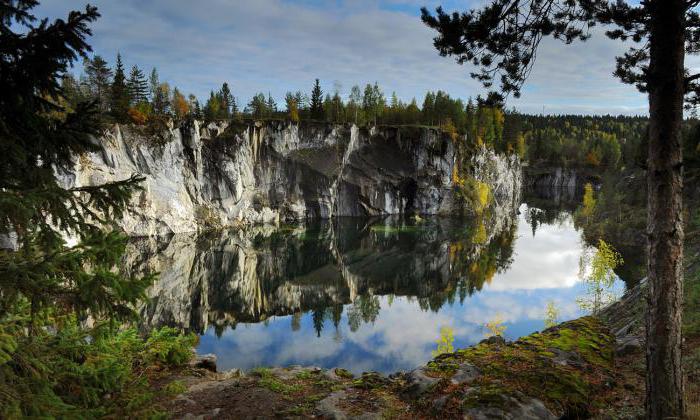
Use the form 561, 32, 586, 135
36, 0, 655, 115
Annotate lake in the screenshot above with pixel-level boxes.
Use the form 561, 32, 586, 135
131, 197, 625, 374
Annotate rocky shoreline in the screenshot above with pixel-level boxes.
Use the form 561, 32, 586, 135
159, 283, 647, 419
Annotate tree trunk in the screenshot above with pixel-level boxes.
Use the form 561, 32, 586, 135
645, 0, 685, 418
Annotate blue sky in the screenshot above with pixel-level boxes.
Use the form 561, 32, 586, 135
35, 0, 660, 115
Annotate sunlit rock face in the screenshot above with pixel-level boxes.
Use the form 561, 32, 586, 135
62, 120, 521, 236
128, 214, 519, 334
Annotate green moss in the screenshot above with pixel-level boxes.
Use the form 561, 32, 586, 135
352, 372, 389, 390
334, 368, 354, 379
295, 370, 316, 380
259, 377, 302, 395
424, 317, 616, 416
163, 380, 187, 396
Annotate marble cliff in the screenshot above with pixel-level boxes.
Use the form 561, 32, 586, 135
60, 120, 522, 236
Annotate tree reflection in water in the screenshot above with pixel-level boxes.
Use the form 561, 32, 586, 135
123, 197, 626, 374
128, 213, 517, 336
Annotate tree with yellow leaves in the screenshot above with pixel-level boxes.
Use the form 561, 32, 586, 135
171, 87, 189, 120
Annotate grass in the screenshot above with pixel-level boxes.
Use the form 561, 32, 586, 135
163, 380, 187, 396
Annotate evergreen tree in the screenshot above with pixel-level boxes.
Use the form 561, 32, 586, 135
0, 2, 150, 414
127, 65, 148, 104
84, 55, 112, 112
152, 82, 170, 116
203, 91, 220, 122
110, 53, 130, 121
422, 92, 435, 126
422, 1, 696, 416
61, 73, 90, 111
266, 92, 277, 115
310, 78, 324, 120
149, 67, 159, 102
246, 92, 268, 118
406, 98, 421, 124
219, 82, 233, 119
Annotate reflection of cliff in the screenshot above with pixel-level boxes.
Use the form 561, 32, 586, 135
131, 211, 518, 335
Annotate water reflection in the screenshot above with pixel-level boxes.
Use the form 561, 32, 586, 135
127, 202, 623, 374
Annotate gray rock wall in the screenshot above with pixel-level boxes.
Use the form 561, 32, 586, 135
61, 120, 521, 236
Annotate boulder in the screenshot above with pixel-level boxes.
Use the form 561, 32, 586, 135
462, 390, 556, 420
402, 368, 442, 398
451, 362, 481, 384
190, 353, 217, 372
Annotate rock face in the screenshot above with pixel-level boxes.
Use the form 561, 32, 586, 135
60, 120, 521, 236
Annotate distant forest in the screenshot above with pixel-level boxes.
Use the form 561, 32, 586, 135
61, 54, 700, 170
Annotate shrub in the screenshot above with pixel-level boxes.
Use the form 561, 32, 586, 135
128, 106, 148, 125
0, 320, 197, 418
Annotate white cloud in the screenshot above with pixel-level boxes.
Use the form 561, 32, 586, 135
38, 0, 649, 115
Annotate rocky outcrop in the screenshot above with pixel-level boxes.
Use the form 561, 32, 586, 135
60, 120, 521, 236
163, 317, 617, 419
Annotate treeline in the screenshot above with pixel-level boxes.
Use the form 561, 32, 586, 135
65, 52, 700, 171
61, 55, 522, 153
522, 114, 700, 170
521, 115, 648, 169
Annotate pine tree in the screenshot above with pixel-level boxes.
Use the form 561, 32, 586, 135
246, 93, 268, 118
110, 53, 130, 121
422, 1, 695, 416
203, 91, 220, 122
219, 82, 233, 119
127, 65, 149, 104
266, 92, 277, 115
84, 55, 112, 112
310, 78, 324, 120
0, 2, 150, 414
152, 82, 170, 116
149, 67, 159, 102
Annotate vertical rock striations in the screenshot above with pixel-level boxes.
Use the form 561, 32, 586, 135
62, 120, 521, 236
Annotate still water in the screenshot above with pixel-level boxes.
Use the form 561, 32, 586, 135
132, 199, 624, 374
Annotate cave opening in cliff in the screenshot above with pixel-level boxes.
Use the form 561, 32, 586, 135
400, 178, 418, 214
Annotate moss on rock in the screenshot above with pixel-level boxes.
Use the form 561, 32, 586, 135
419, 317, 616, 417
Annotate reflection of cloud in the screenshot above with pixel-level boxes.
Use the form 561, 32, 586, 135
189, 204, 618, 374
340, 296, 481, 369
486, 207, 584, 291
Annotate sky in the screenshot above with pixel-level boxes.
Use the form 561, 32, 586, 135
34, 0, 659, 115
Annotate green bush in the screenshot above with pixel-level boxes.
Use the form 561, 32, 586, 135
0, 319, 197, 418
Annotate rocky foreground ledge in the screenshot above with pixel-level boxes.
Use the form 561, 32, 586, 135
159, 310, 647, 419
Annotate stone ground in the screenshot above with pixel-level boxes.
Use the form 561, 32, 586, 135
146, 280, 700, 419
151, 316, 649, 419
